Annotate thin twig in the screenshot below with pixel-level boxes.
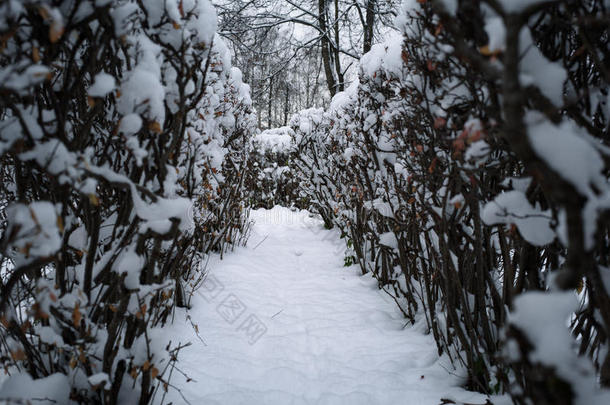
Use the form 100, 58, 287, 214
252, 234, 269, 250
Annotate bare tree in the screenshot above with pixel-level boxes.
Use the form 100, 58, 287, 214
214, 0, 398, 119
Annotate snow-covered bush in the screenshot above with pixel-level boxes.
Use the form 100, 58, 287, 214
0, 1, 255, 403
289, 108, 341, 227
290, 0, 610, 403
247, 126, 303, 208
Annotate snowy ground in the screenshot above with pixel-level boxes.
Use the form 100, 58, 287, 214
160, 206, 491, 405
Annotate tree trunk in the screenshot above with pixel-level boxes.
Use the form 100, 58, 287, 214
363, 0, 376, 54
333, 0, 344, 93
267, 75, 273, 128
283, 85, 290, 126
318, 0, 337, 96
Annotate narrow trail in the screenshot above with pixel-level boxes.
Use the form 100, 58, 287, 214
162, 207, 488, 405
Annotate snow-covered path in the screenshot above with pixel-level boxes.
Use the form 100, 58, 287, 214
161, 207, 488, 405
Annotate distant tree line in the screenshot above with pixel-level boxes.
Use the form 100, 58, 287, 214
215, 0, 399, 129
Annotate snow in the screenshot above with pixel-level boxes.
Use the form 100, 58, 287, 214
363, 113, 377, 132
85, 164, 194, 232
116, 248, 145, 289
526, 113, 605, 197
372, 199, 394, 218
159, 206, 491, 405
0, 1, 25, 32
118, 67, 166, 125
119, 113, 143, 135
88, 373, 110, 390
5, 201, 63, 259
0, 373, 70, 404
510, 291, 610, 405
482, 190, 555, 246
464, 140, 491, 164
230, 67, 252, 105
19, 140, 76, 175
484, 17, 506, 52
511, 291, 578, 365
379, 232, 399, 249
343, 147, 355, 161
520, 28, 566, 106
253, 127, 295, 154
38, 326, 65, 347
110, 2, 139, 36
188, 0, 218, 45
0, 64, 51, 92
526, 112, 609, 249
330, 80, 358, 113
74, 2, 95, 22
359, 33, 404, 79
88, 72, 115, 97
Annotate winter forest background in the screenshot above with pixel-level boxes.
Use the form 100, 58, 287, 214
0, 0, 609, 404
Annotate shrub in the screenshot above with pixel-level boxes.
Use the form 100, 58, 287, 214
0, 1, 255, 403
288, 0, 610, 402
